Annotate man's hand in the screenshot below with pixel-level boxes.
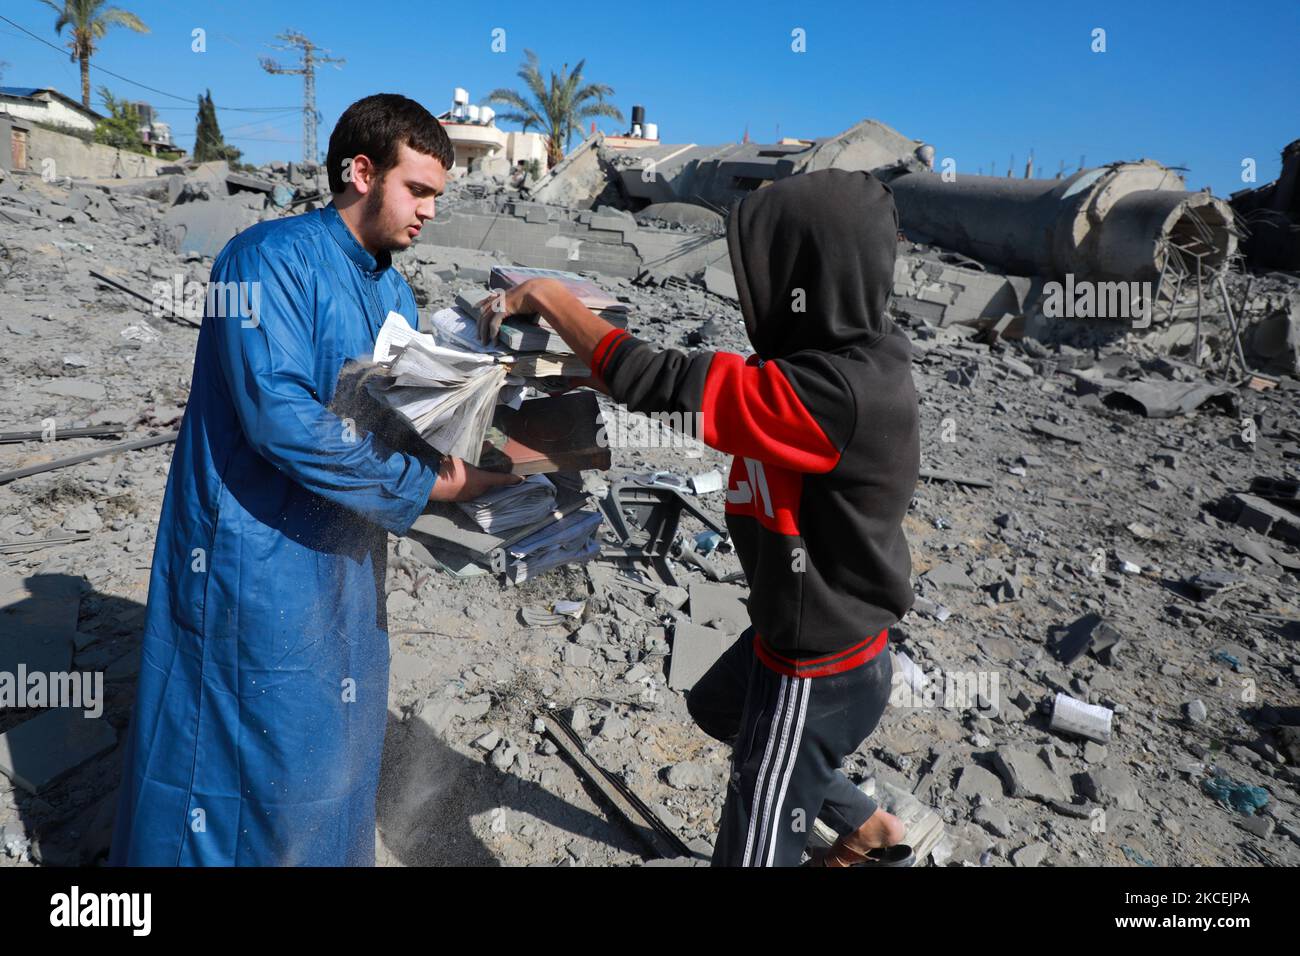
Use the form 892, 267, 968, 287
428, 455, 523, 502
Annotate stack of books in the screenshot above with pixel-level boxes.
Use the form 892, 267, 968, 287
457, 266, 631, 381
374, 266, 632, 584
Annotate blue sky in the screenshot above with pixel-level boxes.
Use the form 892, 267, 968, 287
2, 0, 1295, 196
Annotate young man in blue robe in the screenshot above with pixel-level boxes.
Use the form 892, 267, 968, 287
109, 94, 518, 866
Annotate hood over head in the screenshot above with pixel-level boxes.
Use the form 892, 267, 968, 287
726, 168, 899, 359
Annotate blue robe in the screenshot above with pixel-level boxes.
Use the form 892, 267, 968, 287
109, 202, 438, 865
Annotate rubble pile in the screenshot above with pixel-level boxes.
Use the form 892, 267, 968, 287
1, 142, 1298, 868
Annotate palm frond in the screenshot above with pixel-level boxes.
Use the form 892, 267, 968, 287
99, 8, 149, 33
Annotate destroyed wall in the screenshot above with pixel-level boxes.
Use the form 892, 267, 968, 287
415, 199, 729, 281
24, 125, 174, 180
549, 117, 929, 214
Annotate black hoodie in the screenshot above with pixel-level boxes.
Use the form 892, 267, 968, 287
593, 169, 919, 677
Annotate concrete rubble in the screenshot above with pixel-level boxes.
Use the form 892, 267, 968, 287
882, 160, 1238, 282
1, 124, 1299, 869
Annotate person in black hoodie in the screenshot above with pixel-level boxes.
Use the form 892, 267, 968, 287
480, 168, 920, 867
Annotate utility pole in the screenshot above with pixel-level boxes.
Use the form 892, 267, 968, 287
260, 31, 344, 165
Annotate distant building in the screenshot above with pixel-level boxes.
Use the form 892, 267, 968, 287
603, 103, 660, 151
126, 100, 175, 154
436, 87, 547, 178
0, 86, 102, 133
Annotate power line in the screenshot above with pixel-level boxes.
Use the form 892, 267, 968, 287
146, 105, 300, 113
0, 13, 298, 112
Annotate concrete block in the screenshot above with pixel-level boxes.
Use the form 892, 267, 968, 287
38, 378, 106, 402
0, 708, 117, 794
589, 209, 638, 234
159, 194, 262, 259
992, 746, 1069, 802
923, 561, 976, 589
702, 265, 738, 302
1079, 765, 1142, 811
955, 764, 1004, 803
688, 582, 749, 634
668, 618, 737, 691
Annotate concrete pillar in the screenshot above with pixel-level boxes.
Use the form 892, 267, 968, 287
883, 160, 1237, 281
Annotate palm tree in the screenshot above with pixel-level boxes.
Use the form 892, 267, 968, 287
484, 49, 623, 168
41, 0, 148, 110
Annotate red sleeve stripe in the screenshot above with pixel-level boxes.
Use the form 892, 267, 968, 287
701, 353, 840, 472
592, 328, 631, 378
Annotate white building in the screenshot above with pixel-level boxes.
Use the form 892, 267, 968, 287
0, 87, 102, 133
127, 100, 175, 153
436, 87, 548, 179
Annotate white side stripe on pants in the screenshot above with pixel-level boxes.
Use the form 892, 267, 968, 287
745, 675, 810, 867
741, 676, 789, 867
765, 677, 812, 866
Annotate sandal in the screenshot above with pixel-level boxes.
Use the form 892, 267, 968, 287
852, 843, 915, 867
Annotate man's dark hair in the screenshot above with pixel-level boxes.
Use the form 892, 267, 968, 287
326, 93, 453, 194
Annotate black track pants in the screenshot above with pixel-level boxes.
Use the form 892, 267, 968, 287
687, 628, 894, 867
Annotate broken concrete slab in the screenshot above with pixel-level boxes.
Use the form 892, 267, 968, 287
701, 264, 738, 302
1219, 493, 1300, 545
526, 133, 610, 209
225, 172, 276, 195
0, 707, 117, 794
1079, 765, 1143, 811
37, 378, 106, 402
667, 616, 737, 691
1102, 380, 1239, 419
973, 804, 1014, 838
635, 202, 725, 231
1048, 613, 1121, 665
158, 192, 264, 259
1030, 419, 1085, 444
992, 746, 1069, 802
688, 582, 749, 635
922, 562, 977, 589
954, 764, 1004, 803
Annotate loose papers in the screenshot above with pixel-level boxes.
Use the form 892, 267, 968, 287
368, 311, 507, 464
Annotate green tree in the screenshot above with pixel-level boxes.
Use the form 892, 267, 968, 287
193, 90, 242, 164
92, 86, 146, 153
41, 0, 148, 110
484, 50, 623, 168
